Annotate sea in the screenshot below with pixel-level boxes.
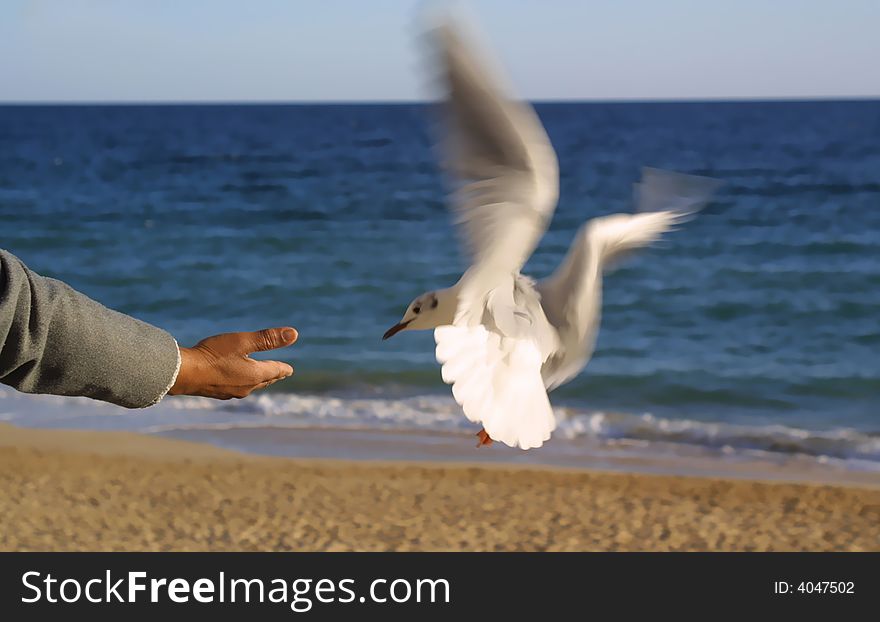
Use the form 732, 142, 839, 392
1, 101, 878, 479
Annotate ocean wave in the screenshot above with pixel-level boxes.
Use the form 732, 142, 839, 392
283, 368, 880, 414
2, 386, 877, 466
558, 410, 880, 463
145, 392, 880, 464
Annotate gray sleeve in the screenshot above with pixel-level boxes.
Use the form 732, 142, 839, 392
0, 249, 181, 408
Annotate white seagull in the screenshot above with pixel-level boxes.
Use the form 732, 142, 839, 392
383, 19, 721, 449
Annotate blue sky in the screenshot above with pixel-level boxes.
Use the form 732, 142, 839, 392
1, 0, 878, 102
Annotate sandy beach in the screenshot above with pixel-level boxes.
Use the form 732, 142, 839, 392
1, 423, 878, 552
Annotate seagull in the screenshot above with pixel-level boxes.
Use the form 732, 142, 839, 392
383, 18, 721, 450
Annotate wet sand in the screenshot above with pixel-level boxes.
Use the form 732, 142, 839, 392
1, 423, 878, 551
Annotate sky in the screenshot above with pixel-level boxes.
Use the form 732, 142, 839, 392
1, 0, 878, 102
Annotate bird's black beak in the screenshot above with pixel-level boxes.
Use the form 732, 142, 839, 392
382, 321, 410, 340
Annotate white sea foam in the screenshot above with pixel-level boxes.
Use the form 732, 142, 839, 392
2, 386, 878, 470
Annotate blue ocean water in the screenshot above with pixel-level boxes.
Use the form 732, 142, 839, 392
1, 102, 879, 465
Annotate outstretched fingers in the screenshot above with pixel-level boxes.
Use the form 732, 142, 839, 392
172, 327, 298, 400
253, 359, 294, 384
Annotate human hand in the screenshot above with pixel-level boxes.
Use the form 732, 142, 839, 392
169, 327, 297, 399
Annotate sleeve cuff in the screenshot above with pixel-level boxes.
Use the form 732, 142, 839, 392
147, 339, 182, 406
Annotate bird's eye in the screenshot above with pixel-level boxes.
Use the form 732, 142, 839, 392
413, 306, 421, 314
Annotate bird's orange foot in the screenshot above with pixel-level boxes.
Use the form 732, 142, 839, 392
476, 428, 494, 448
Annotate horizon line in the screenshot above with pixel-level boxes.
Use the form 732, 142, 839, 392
1, 95, 878, 106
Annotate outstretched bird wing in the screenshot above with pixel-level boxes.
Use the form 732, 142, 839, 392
428, 18, 561, 448
539, 168, 723, 391
429, 18, 558, 290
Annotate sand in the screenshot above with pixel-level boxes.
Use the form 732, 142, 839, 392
1, 423, 878, 551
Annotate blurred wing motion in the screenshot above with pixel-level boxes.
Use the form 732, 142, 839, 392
539, 167, 722, 391
429, 18, 559, 285
428, 18, 561, 449
634, 167, 724, 216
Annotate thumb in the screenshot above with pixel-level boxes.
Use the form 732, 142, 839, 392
240, 327, 298, 354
